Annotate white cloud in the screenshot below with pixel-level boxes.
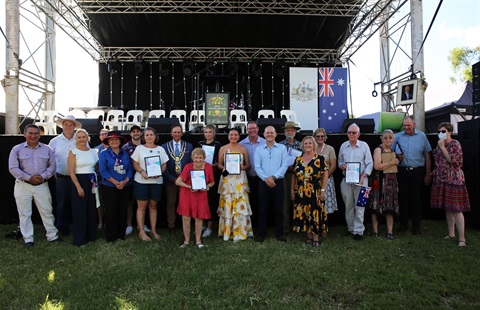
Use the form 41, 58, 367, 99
437, 23, 480, 47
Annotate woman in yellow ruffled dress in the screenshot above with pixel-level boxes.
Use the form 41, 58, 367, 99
217, 128, 253, 241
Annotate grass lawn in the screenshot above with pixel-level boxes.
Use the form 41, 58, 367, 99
0, 220, 479, 309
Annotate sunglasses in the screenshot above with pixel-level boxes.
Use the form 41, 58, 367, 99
347, 131, 358, 135
438, 130, 447, 133
315, 135, 325, 138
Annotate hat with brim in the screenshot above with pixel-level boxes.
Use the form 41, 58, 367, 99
55, 115, 82, 130
103, 132, 126, 146
282, 120, 301, 130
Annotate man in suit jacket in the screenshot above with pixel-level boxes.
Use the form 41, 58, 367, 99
401, 84, 413, 101
162, 124, 193, 234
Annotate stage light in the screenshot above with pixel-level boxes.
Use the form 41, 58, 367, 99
183, 62, 194, 77
107, 61, 119, 74
135, 59, 145, 75
274, 63, 286, 78
206, 61, 216, 75
251, 62, 262, 77
159, 62, 170, 77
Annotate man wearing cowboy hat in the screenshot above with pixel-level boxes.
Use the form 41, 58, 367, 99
49, 115, 83, 236
279, 120, 302, 234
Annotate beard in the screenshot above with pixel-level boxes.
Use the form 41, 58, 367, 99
286, 135, 295, 140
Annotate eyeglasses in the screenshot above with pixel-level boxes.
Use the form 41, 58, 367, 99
347, 131, 357, 135
438, 130, 447, 133
100, 133, 108, 136
315, 135, 325, 138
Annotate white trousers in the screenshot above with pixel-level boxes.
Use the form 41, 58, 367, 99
14, 180, 58, 243
340, 179, 365, 235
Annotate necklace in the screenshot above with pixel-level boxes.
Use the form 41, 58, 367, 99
317, 143, 325, 155
167, 141, 186, 174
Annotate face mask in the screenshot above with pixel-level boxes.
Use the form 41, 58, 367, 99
438, 132, 447, 140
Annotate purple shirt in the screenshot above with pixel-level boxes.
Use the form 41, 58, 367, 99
9, 142, 56, 181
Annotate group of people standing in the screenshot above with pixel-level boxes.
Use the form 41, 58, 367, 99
8, 114, 470, 249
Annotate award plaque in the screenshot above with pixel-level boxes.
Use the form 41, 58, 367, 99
144, 156, 162, 178
190, 170, 207, 190
345, 162, 361, 184
225, 153, 241, 175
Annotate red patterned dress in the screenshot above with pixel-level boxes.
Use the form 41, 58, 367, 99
430, 139, 470, 212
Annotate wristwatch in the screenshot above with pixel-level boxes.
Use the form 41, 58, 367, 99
272, 176, 277, 180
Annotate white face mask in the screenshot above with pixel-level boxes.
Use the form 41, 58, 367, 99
438, 132, 447, 140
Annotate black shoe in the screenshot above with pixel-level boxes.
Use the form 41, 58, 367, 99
255, 236, 265, 243
354, 234, 363, 241
343, 231, 354, 237
24, 242, 34, 248
276, 236, 287, 243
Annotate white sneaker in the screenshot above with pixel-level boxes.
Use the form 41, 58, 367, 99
137, 225, 151, 233
125, 226, 133, 235
202, 228, 212, 238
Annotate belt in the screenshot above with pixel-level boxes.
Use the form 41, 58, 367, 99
57, 174, 71, 178
400, 166, 423, 171
18, 179, 47, 186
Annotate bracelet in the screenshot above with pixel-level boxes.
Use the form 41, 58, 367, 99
320, 189, 326, 192
139, 169, 145, 173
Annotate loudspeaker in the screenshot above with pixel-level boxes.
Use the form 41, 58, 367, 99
257, 118, 286, 134
473, 61, 480, 105
77, 118, 104, 133
341, 118, 375, 133
147, 118, 180, 133
458, 119, 480, 228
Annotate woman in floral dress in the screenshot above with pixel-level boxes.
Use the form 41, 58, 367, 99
430, 122, 470, 247
291, 136, 328, 246
217, 128, 253, 241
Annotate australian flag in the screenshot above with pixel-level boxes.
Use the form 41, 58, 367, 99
318, 67, 348, 132
356, 186, 372, 207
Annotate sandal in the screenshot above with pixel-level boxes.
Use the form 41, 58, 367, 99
386, 233, 393, 240
138, 232, 151, 242
458, 240, 467, 247
312, 240, 320, 247
151, 232, 161, 240
371, 232, 378, 237
179, 241, 189, 248
443, 235, 455, 240
196, 242, 206, 249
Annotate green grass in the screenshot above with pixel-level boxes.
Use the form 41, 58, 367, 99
1, 220, 479, 309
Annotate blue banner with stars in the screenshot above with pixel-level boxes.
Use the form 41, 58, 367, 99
318, 67, 348, 133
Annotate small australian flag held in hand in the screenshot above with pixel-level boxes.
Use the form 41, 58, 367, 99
356, 186, 372, 207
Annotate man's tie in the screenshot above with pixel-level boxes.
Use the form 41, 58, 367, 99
175, 143, 180, 157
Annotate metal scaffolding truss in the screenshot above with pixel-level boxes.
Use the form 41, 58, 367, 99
338, 0, 408, 61
77, 0, 363, 16
28, 0, 404, 63
101, 47, 340, 64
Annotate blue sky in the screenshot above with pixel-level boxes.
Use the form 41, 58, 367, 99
1, 0, 479, 117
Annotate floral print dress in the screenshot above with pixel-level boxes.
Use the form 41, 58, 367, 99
217, 152, 254, 241
292, 154, 328, 236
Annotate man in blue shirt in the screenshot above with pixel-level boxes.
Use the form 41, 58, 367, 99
254, 126, 289, 242
394, 116, 432, 235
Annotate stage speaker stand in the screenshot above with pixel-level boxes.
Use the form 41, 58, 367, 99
257, 118, 286, 133
76, 118, 104, 134
147, 118, 180, 134
458, 118, 480, 229
472, 61, 480, 117
341, 118, 375, 133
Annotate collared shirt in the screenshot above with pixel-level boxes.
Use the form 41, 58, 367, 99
239, 136, 266, 176
338, 139, 373, 177
279, 138, 302, 151
394, 129, 432, 167
122, 140, 139, 157
9, 142, 56, 181
99, 147, 134, 187
254, 142, 289, 181
49, 133, 77, 175
93, 143, 107, 154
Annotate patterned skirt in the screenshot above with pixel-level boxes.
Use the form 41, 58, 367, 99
430, 181, 470, 212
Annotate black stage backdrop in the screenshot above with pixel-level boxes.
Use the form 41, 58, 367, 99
2, 133, 471, 229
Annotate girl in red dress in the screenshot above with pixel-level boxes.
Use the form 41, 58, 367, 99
176, 148, 215, 248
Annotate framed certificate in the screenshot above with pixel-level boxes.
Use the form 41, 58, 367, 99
144, 156, 162, 178
225, 153, 241, 175
381, 153, 398, 173
190, 170, 207, 190
346, 162, 361, 184
202, 145, 215, 165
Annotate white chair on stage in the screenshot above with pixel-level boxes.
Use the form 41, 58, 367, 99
229, 109, 248, 133
145, 110, 166, 128
169, 109, 187, 132
189, 110, 205, 130
35, 110, 58, 135
103, 109, 124, 130
68, 109, 87, 119
257, 109, 275, 119
86, 110, 105, 124
280, 109, 301, 128
123, 110, 144, 130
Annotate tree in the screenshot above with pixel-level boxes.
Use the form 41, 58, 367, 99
448, 46, 480, 83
